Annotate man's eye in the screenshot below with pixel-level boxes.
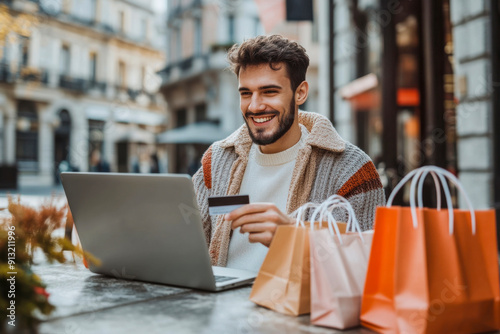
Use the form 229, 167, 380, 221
240, 92, 251, 96
264, 90, 278, 94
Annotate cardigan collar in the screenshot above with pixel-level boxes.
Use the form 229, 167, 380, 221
218, 110, 346, 153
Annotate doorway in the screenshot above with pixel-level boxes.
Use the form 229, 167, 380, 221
54, 109, 71, 183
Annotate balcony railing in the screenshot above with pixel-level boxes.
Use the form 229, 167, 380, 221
1, 63, 157, 104
88, 81, 107, 93
115, 85, 159, 105
59, 75, 107, 94
59, 75, 88, 92
159, 53, 213, 85
0, 63, 49, 85
19, 67, 48, 84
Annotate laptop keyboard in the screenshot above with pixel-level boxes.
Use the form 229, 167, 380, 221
214, 275, 236, 283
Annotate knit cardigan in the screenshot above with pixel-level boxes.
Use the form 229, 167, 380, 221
192, 111, 386, 267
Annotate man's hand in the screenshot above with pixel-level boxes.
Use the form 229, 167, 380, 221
225, 203, 294, 247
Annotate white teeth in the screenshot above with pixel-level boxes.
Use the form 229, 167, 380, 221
254, 116, 273, 123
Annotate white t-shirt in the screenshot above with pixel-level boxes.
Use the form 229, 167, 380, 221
226, 125, 309, 272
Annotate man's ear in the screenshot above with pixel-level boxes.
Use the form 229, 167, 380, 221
295, 81, 309, 106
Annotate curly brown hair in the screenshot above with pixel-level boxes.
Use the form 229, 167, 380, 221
227, 35, 310, 92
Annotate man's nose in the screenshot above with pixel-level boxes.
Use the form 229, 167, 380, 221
248, 95, 266, 112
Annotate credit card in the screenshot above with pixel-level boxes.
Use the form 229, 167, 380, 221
208, 195, 250, 215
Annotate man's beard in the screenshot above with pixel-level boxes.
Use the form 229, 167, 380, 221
244, 99, 296, 146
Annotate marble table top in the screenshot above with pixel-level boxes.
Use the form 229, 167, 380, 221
34, 262, 370, 334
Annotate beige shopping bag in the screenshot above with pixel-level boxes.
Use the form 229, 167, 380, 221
309, 195, 374, 329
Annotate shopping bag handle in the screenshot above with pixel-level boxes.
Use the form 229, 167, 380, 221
387, 166, 476, 235
309, 196, 343, 230
309, 195, 365, 243
325, 210, 344, 244
310, 195, 355, 230
417, 170, 442, 210
290, 202, 318, 228
387, 168, 441, 209
324, 206, 364, 244
412, 166, 476, 234
410, 167, 454, 233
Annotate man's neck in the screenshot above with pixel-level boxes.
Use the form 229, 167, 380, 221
258, 122, 302, 154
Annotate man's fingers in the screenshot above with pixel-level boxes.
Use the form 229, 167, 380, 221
231, 211, 283, 230
248, 231, 273, 246
238, 222, 276, 234
225, 203, 276, 221
231, 212, 269, 230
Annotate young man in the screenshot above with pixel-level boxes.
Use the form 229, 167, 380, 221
193, 35, 385, 271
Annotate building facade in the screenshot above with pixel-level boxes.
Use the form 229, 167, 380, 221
0, 0, 167, 187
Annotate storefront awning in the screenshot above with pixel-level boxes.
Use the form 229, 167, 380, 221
340, 73, 420, 109
158, 122, 232, 144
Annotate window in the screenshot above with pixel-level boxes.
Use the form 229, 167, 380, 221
176, 108, 187, 128
119, 11, 125, 33
176, 27, 182, 60
90, 0, 97, 21
89, 53, 97, 82
16, 101, 39, 171
118, 61, 126, 87
195, 104, 207, 122
140, 18, 148, 40
60, 44, 70, 76
141, 66, 146, 90
20, 37, 29, 67
228, 14, 235, 43
194, 18, 202, 55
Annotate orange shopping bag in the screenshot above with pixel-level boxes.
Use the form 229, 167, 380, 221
360, 166, 500, 333
249, 203, 344, 316
309, 195, 374, 329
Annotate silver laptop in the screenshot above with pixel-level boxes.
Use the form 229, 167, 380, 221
61, 172, 256, 291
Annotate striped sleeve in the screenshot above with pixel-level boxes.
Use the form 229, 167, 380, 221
337, 161, 383, 199
192, 148, 213, 246
338, 161, 385, 230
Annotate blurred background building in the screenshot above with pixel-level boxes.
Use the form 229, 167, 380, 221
0, 0, 167, 187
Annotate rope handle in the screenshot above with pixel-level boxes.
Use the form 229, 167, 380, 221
386, 166, 476, 235
290, 202, 318, 228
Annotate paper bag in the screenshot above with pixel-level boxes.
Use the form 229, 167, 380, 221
309, 195, 374, 329
360, 166, 500, 333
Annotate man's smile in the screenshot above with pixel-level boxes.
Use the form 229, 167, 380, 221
246, 111, 279, 127
251, 115, 276, 125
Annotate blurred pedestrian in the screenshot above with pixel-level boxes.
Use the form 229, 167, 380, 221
90, 150, 110, 172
